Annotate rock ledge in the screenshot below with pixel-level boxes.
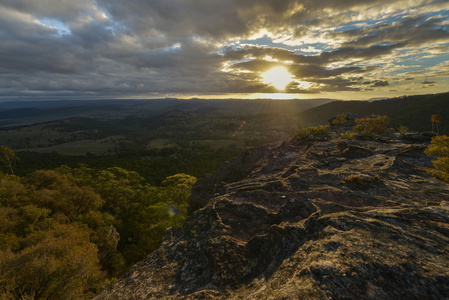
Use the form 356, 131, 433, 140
96, 131, 449, 300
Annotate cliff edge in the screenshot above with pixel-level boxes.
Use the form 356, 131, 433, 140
95, 126, 449, 299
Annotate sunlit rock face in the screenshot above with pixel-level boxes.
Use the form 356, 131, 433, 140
96, 121, 449, 300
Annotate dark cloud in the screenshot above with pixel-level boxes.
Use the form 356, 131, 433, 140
338, 15, 449, 49
371, 80, 389, 87
0, 0, 448, 99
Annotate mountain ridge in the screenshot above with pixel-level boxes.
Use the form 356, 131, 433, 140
299, 92, 449, 134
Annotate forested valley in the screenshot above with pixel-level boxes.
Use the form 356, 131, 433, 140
1, 99, 305, 298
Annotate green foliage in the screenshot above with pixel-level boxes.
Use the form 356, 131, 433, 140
353, 115, 389, 136
0, 175, 31, 207
0, 146, 19, 175
425, 135, 449, 157
338, 131, 355, 140
26, 170, 104, 221
14, 147, 236, 186
332, 113, 347, 126
0, 164, 198, 296
0, 172, 108, 299
0, 224, 105, 299
397, 125, 409, 136
0, 172, 106, 291
162, 173, 197, 206
425, 135, 449, 181
58, 166, 197, 268
294, 125, 330, 140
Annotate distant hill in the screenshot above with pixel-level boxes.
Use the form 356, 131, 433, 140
300, 92, 449, 134
0, 98, 335, 128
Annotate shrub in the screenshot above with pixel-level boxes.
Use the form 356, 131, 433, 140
424, 135, 449, 181
397, 125, 409, 136
339, 131, 355, 140
332, 113, 347, 126
353, 115, 389, 136
294, 125, 330, 140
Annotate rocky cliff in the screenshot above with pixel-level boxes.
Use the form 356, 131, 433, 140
95, 126, 449, 299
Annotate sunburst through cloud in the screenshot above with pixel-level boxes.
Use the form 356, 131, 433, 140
0, 0, 448, 100
261, 68, 293, 91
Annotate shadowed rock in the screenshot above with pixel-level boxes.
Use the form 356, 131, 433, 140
95, 129, 449, 300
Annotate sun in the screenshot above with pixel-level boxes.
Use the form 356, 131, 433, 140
261, 67, 292, 90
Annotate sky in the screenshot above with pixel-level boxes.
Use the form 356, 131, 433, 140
1, 0, 449, 101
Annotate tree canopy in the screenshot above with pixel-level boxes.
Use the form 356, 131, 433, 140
0, 165, 196, 299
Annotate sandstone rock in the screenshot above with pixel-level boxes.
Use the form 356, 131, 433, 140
328, 113, 363, 131
402, 132, 432, 142
95, 131, 449, 300
421, 131, 438, 138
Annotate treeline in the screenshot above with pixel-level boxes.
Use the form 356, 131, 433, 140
13, 147, 239, 186
0, 162, 196, 299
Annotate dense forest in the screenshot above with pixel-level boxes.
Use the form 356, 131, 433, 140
0, 152, 196, 298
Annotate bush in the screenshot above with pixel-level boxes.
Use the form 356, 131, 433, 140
339, 131, 355, 140
332, 113, 347, 126
353, 115, 389, 136
294, 125, 330, 140
424, 135, 449, 181
397, 125, 409, 136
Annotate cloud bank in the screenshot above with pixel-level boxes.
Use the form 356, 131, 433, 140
0, 0, 448, 99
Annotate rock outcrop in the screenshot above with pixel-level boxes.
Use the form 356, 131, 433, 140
95, 129, 449, 299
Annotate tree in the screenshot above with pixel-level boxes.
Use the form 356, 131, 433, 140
162, 173, 197, 206
26, 170, 104, 221
353, 115, 389, 136
424, 135, 449, 181
0, 146, 19, 175
431, 114, 441, 134
0, 224, 106, 299
56, 166, 198, 269
0, 174, 30, 207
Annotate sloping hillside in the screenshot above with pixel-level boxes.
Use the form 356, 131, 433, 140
300, 92, 449, 134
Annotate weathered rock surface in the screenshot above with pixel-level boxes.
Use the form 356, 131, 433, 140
95, 131, 449, 300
